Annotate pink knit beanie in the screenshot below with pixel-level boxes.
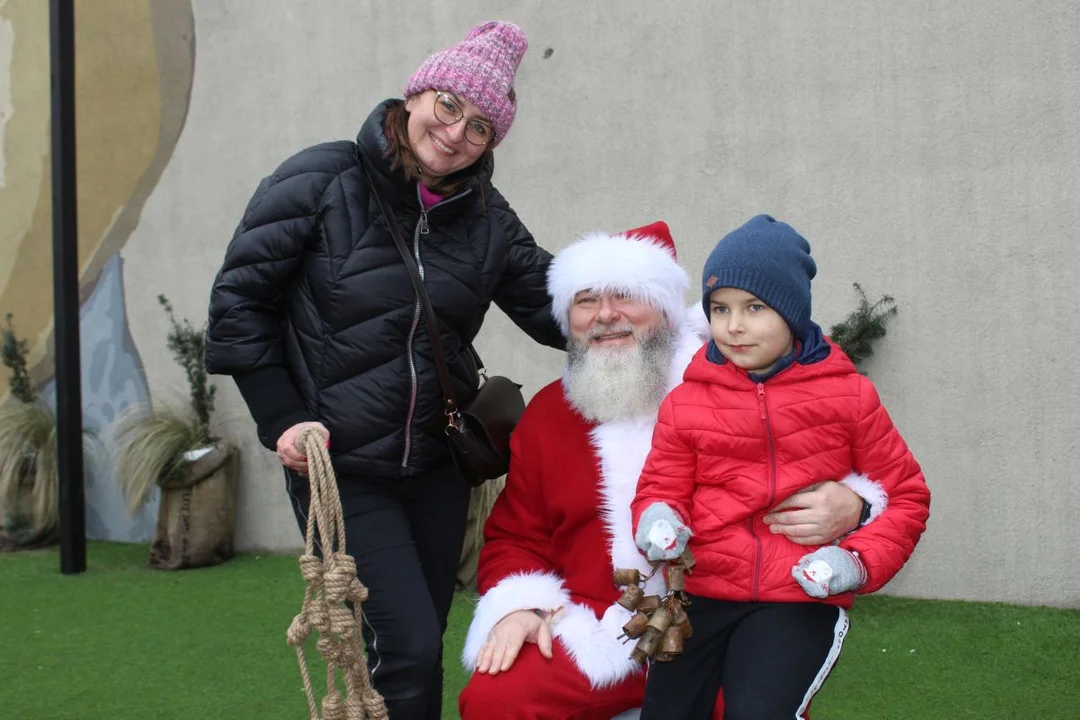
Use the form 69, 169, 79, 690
404, 21, 527, 147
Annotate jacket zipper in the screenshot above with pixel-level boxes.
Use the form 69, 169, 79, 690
400, 211, 427, 468
751, 382, 778, 600
399, 185, 471, 469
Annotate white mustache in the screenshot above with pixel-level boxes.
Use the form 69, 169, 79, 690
588, 324, 634, 340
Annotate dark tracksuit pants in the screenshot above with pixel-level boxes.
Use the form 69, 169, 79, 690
286, 463, 471, 720
640, 594, 849, 720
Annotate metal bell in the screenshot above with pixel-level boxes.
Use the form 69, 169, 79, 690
666, 596, 693, 639
629, 625, 663, 663
645, 605, 672, 633
616, 583, 645, 611
621, 612, 650, 640
612, 568, 642, 587
660, 625, 684, 656
667, 597, 687, 625
679, 547, 696, 570
666, 563, 685, 592
637, 594, 662, 613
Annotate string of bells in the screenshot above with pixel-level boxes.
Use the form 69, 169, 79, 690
614, 548, 695, 663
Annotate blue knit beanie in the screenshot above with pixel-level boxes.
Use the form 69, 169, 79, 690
701, 214, 817, 339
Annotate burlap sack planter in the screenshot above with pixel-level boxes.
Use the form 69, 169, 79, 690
148, 440, 237, 570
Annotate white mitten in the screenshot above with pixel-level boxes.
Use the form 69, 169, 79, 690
634, 503, 691, 561
793, 546, 867, 598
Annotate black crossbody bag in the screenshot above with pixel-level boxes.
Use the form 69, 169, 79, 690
363, 167, 525, 486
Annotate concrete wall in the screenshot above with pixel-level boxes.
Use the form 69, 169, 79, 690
3, 0, 1078, 607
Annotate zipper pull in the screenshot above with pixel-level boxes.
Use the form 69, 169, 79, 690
419, 211, 430, 235
757, 383, 767, 420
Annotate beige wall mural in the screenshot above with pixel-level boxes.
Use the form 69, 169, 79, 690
0, 0, 192, 375
0, 8, 14, 187
0, 0, 194, 540
0, 0, 192, 371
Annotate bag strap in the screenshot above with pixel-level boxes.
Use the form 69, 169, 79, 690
466, 344, 488, 380
361, 163, 461, 428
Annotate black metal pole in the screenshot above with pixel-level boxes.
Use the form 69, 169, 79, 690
50, 0, 85, 574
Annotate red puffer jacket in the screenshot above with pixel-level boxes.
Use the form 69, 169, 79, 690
631, 341, 930, 607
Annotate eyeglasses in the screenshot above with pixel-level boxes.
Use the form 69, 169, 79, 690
432, 92, 496, 146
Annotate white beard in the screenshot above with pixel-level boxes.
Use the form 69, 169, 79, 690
564, 324, 676, 424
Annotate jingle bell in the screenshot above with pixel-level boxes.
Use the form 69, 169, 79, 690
621, 612, 650, 640
612, 568, 642, 587
617, 583, 645, 610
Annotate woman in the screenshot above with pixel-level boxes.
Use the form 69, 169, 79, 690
205, 21, 562, 719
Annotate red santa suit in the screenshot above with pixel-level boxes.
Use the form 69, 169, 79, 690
457, 223, 886, 720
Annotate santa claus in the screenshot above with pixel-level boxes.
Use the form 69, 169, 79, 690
458, 221, 884, 719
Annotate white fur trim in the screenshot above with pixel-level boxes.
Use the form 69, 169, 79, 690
461, 571, 571, 670
551, 602, 644, 689
666, 322, 706, 406
547, 232, 690, 335
593, 417, 666, 592
840, 472, 888, 524
684, 300, 712, 343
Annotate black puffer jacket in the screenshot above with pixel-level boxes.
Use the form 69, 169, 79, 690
205, 100, 564, 478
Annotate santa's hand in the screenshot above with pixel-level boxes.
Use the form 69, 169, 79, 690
635, 503, 691, 561
764, 480, 864, 545
476, 609, 553, 675
793, 546, 867, 598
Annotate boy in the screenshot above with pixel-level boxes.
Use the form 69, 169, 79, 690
630, 214, 931, 720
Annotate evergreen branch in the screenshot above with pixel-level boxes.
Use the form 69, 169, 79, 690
157, 295, 215, 442
1, 313, 37, 404
829, 283, 899, 366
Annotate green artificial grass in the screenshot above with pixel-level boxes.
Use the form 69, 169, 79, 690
1, 542, 1078, 719
0, 542, 471, 719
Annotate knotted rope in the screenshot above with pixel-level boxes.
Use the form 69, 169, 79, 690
286, 429, 388, 720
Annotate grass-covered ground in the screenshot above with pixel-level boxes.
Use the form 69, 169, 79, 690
2, 542, 1078, 719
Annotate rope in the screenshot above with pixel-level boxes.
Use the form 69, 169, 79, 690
286, 429, 389, 720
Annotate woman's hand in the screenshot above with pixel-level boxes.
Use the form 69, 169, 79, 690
276, 421, 330, 475
764, 481, 862, 545
475, 609, 554, 675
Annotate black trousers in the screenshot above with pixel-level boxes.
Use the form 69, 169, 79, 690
640, 595, 849, 720
285, 462, 471, 720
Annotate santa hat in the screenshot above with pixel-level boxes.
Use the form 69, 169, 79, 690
547, 221, 690, 336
